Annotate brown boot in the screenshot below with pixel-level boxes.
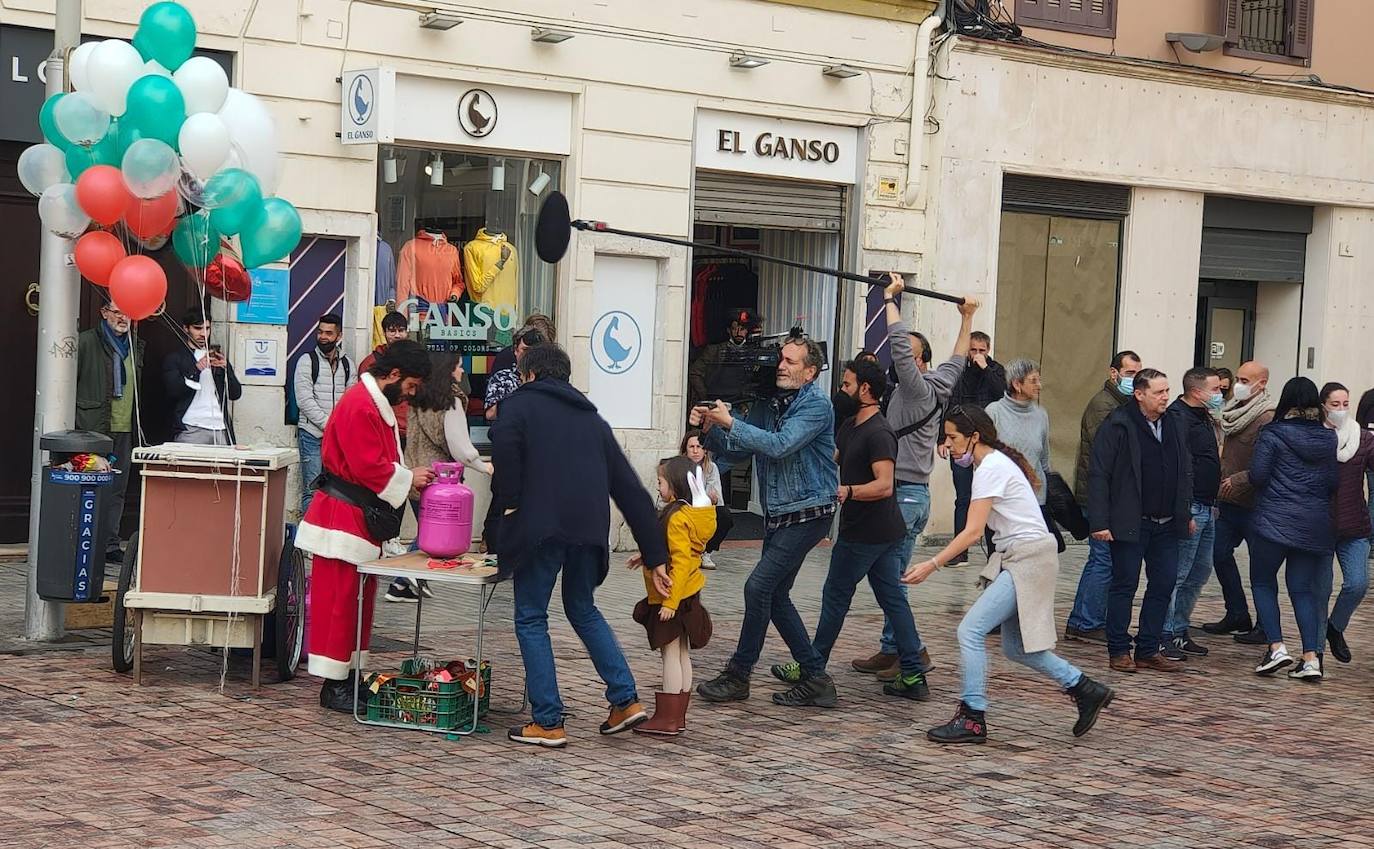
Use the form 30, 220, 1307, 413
679, 691, 690, 731
851, 651, 898, 674
633, 693, 685, 737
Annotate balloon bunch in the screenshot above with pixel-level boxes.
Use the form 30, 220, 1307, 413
17, 2, 302, 320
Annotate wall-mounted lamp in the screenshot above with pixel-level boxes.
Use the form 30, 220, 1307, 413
528, 169, 551, 196
531, 27, 574, 43
382, 149, 398, 184
1165, 32, 1225, 53
419, 11, 462, 30
822, 64, 861, 79
729, 52, 769, 69
491, 159, 506, 191
429, 152, 445, 186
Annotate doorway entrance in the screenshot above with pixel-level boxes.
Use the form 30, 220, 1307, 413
1196, 282, 1257, 375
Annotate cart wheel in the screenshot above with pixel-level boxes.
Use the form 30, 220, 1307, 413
273, 528, 307, 682
111, 532, 139, 674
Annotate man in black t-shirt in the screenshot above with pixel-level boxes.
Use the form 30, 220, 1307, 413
770, 359, 932, 706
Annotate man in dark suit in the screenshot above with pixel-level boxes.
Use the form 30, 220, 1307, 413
163, 307, 242, 445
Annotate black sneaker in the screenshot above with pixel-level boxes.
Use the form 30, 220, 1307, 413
771, 673, 838, 708
927, 702, 987, 744
1255, 645, 1294, 676
1066, 675, 1114, 738
105, 548, 124, 564
697, 669, 750, 703
1064, 625, 1107, 644
1174, 634, 1209, 657
1202, 612, 1253, 635
947, 551, 970, 567
1327, 623, 1352, 664
1233, 626, 1267, 645
1159, 641, 1187, 662
1287, 658, 1323, 682
882, 671, 931, 701
384, 581, 420, 603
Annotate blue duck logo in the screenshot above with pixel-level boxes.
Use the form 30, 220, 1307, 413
590, 311, 642, 374
349, 75, 374, 126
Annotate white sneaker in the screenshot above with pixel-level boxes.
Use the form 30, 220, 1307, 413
1287, 658, 1323, 681
1255, 644, 1293, 676
700, 552, 717, 570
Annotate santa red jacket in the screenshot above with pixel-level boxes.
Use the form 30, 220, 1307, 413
296, 372, 413, 564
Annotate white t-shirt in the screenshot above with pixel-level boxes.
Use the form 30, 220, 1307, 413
182, 350, 228, 431
971, 450, 1051, 549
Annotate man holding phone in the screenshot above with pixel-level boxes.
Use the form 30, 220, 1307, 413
164, 306, 242, 445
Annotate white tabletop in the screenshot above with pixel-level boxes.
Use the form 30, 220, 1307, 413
356, 551, 502, 585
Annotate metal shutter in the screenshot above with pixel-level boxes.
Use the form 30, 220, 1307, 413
1199, 228, 1307, 283
693, 172, 846, 232
1001, 174, 1131, 218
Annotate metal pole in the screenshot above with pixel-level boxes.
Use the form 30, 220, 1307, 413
25, 0, 83, 641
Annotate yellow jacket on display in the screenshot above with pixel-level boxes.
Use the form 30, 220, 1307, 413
643, 505, 716, 611
463, 229, 519, 315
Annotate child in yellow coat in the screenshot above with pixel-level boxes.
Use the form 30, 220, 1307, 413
628, 455, 716, 736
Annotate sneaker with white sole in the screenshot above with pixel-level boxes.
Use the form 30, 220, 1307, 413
700, 552, 717, 570
1255, 645, 1294, 676
384, 581, 420, 603
1287, 658, 1323, 681
507, 722, 568, 748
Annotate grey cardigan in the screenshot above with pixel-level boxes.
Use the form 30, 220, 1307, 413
978, 535, 1060, 654
985, 393, 1052, 505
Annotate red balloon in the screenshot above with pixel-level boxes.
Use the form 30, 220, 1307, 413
124, 192, 179, 240
75, 165, 132, 227
204, 245, 252, 302
73, 230, 127, 286
108, 255, 167, 321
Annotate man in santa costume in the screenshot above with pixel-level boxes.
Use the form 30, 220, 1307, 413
295, 340, 436, 712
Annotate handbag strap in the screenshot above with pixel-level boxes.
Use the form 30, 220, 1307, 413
895, 403, 943, 440
316, 471, 386, 509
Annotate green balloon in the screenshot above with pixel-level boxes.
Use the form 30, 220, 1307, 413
64, 131, 121, 178
39, 93, 74, 151
239, 198, 303, 268
124, 75, 186, 149
172, 210, 221, 267
133, 2, 198, 71
207, 171, 263, 236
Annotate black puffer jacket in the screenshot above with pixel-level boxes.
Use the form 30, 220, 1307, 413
1249, 416, 1338, 552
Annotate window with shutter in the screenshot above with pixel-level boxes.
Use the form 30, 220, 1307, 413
1014, 0, 1116, 36
1222, 0, 1314, 63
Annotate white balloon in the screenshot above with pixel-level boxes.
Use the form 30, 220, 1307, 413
122, 138, 182, 199
38, 183, 91, 238
142, 59, 173, 79
217, 88, 280, 196
87, 39, 145, 117
69, 41, 100, 91
17, 144, 72, 197
178, 112, 231, 180
52, 91, 111, 146
173, 57, 229, 116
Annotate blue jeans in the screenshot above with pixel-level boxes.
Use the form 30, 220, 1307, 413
1107, 520, 1181, 660
1248, 534, 1330, 654
298, 430, 323, 517
1323, 537, 1371, 634
1164, 503, 1216, 639
813, 537, 922, 675
879, 483, 931, 660
958, 570, 1082, 712
1067, 538, 1112, 632
728, 518, 830, 678
950, 458, 974, 551
1212, 502, 1253, 619
514, 541, 638, 728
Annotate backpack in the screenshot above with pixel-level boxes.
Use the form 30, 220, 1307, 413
286, 351, 351, 426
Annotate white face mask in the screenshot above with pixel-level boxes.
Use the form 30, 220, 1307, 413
1232, 382, 1253, 402
1328, 410, 1349, 428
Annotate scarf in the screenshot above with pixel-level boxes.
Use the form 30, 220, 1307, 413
100, 321, 131, 399
1219, 388, 1274, 437
1335, 416, 1362, 463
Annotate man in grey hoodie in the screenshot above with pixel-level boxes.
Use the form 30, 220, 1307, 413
293, 313, 357, 516
851, 273, 979, 683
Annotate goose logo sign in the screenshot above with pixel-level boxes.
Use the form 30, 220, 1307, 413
591, 311, 642, 374
457, 89, 498, 138
340, 68, 396, 145
347, 75, 374, 126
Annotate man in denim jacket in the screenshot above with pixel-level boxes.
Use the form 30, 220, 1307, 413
693, 337, 841, 706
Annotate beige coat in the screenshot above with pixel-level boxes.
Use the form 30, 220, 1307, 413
978, 535, 1060, 653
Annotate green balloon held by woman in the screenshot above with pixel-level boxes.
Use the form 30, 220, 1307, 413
133, 2, 198, 71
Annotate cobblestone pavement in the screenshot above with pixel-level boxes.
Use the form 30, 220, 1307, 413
3, 540, 1374, 849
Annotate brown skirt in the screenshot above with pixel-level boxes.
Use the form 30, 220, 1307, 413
632, 592, 713, 651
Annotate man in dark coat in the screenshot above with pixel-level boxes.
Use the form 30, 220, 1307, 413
944, 330, 1006, 565
1088, 368, 1193, 674
490, 343, 669, 748
163, 307, 242, 445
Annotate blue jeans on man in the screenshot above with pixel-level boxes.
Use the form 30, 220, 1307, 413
727, 518, 830, 679
1164, 502, 1216, 639
514, 540, 639, 728
1211, 502, 1253, 621
298, 430, 323, 517
878, 483, 930, 662
814, 538, 923, 674
1107, 519, 1181, 660
1067, 538, 1112, 632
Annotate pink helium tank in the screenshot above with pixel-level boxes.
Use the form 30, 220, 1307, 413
417, 462, 475, 558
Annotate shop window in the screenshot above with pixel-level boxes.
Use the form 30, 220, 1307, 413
1222, 0, 1314, 63
375, 148, 561, 448
1014, 0, 1117, 37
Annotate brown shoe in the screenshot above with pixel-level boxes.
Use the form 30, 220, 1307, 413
507, 722, 568, 748
633, 693, 686, 737
1134, 654, 1184, 673
1109, 654, 1137, 673
599, 701, 648, 735
851, 651, 898, 674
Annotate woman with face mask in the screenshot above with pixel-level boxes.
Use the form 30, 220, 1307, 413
902, 405, 1114, 744
1318, 383, 1373, 664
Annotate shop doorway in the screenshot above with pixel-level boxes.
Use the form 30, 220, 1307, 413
0, 142, 41, 543
1196, 282, 1257, 375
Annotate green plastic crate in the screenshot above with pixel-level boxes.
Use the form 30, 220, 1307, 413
365, 659, 491, 731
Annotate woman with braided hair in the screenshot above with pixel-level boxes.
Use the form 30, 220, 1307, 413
903, 405, 1115, 744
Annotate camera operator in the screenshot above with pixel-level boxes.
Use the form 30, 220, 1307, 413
687, 310, 759, 412
690, 335, 840, 707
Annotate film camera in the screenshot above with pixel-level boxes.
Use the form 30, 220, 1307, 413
701, 310, 828, 404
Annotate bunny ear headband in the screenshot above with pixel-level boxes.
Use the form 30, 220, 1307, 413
686, 466, 713, 508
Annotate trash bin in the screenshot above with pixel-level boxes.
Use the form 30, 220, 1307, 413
37, 430, 116, 603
